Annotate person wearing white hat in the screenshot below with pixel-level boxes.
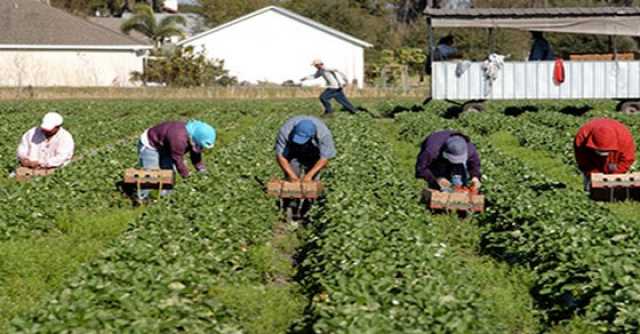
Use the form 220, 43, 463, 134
300, 59, 358, 116
16, 112, 75, 169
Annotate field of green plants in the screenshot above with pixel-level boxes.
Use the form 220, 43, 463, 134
1, 98, 640, 333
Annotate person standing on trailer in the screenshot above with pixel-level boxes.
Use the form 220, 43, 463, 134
434, 35, 460, 61
17, 112, 75, 170
574, 118, 636, 191
136, 120, 216, 199
416, 130, 482, 191
275, 115, 336, 182
300, 59, 358, 116
529, 31, 555, 61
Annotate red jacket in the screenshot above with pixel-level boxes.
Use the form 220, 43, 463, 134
574, 118, 636, 175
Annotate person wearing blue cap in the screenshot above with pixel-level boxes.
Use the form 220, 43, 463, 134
136, 120, 216, 199
416, 130, 481, 191
275, 115, 336, 182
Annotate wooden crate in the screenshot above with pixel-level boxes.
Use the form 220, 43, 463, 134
590, 173, 640, 202
15, 167, 55, 182
423, 188, 485, 213
123, 168, 174, 186
267, 180, 324, 199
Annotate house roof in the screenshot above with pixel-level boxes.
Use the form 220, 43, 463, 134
179, 6, 373, 48
0, 0, 150, 49
88, 17, 151, 44
424, 7, 640, 36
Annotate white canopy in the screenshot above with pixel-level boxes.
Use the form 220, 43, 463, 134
424, 7, 640, 36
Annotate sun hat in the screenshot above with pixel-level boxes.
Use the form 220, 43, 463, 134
291, 120, 317, 145
443, 135, 469, 164
311, 59, 324, 66
41, 112, 63, 131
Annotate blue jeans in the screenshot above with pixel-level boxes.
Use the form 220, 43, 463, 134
137, 141, 173, 199
320, 88, 356, 114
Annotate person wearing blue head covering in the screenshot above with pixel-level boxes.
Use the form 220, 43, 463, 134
136, 120, 216, 199
275, 116, 336, 182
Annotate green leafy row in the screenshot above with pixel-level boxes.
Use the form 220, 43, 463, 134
10, 113, 286, 333
396, 106, 640, 332
296, 115, 530, 333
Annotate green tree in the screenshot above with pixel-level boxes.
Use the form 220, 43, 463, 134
131, 46, 237, 87
199, 0, 275, 26
121, 4, 186, 46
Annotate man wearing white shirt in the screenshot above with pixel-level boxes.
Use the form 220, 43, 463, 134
300, 59, 358, 116
17, 112, 75, 169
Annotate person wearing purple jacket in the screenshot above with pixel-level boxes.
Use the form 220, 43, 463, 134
137, 120, 216, 199
415, 130, 481, 191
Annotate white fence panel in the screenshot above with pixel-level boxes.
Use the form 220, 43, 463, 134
431, 60, 640, 100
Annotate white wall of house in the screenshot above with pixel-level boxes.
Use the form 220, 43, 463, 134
182, 10, 368, 88
0, 49, 144, 87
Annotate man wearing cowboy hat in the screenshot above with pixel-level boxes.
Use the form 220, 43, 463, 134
300, 59, 358, 116
17, 111, 75, 169
415, 130, 482, 191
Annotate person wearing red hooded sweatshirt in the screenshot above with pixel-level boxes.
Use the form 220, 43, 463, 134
574, 118, 636, 191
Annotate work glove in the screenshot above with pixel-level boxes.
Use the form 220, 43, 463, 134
608, 163, 618, 173
196, 168, 208, 175
437, 178, 452, 191
471, 177, 481, 190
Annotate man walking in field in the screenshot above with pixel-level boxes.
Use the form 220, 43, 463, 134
16, 112, 75, 170
574, 118, 636, 191
300, 59, 358, 116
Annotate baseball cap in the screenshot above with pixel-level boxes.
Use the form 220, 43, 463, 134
311, 59, 323, 66
41, 112, 63, 131
292, 120, 317, 145
443, 135, 469, 164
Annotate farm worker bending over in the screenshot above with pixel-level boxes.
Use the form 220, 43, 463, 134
275, 116, 336, 181
416, 130, 481, 191
137, 120, 215, 198
575, 118, 635, 190
300, 59, 358, 116
17, 112, 74, 169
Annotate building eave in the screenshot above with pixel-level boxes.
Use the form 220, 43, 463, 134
179, 6, 373, 48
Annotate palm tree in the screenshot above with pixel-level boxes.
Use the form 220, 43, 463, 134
121, 4, 186, 47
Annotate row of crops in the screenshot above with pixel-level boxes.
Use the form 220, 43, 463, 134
2, 99, 640, 333
396, 102, 640, 332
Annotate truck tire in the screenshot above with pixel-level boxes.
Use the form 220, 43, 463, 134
620, 101, 640, 114
463, 102, 485, 113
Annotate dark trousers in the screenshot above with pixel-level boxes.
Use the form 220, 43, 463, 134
320, 88, 356, 114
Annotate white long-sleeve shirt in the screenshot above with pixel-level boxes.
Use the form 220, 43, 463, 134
17, 127, 75, 168
302, 68, 349, 89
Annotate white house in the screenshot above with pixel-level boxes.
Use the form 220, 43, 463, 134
179, 6, 373, 88
0, 0, 151, 87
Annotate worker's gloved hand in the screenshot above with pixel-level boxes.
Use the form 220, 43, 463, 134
196, 168, 208, 175
608, 163, 618, 173
471, 177, 481, 190
437, 178, 452, 191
